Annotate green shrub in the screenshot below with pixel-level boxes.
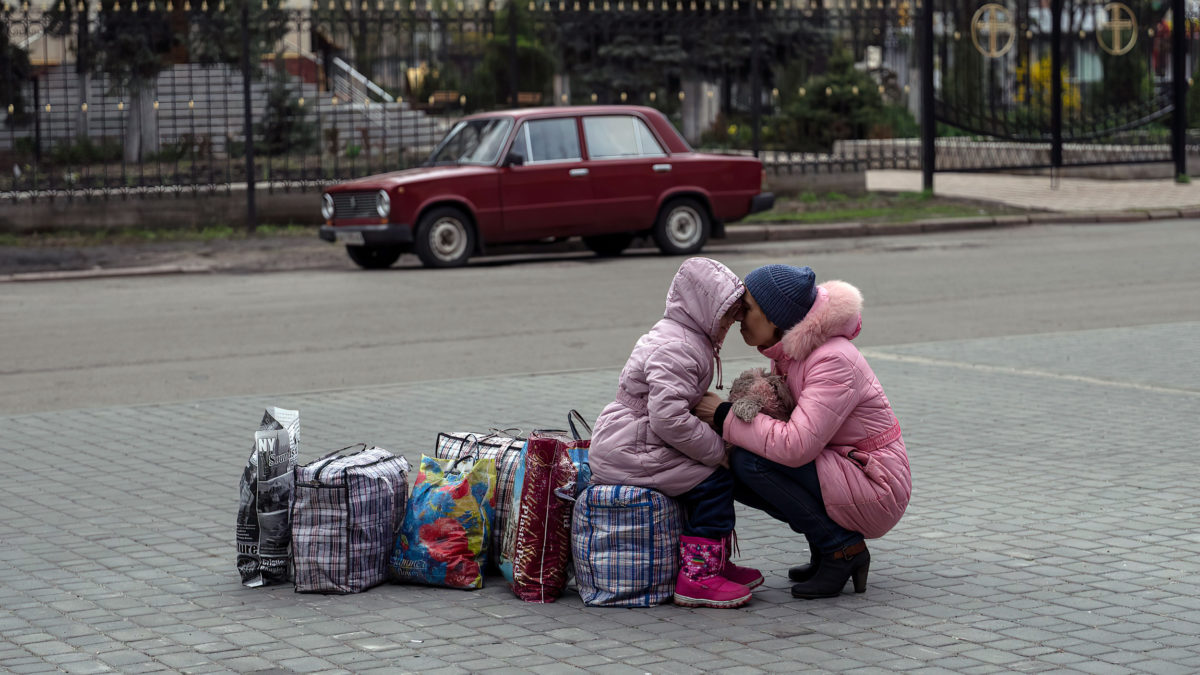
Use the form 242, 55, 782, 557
872, 104, 920, 139
48, 137, 122, 165
146, 139, 188, 162
757, 47, 923, 152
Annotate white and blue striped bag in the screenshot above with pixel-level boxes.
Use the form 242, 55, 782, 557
570, 485, 683, 607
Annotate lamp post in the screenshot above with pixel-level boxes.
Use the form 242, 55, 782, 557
241, 0, 257, 231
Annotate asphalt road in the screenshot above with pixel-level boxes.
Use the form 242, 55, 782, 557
2, 219, 1198, 414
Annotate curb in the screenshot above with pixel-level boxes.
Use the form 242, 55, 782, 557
725, 207, 1195, 246
2, 209, 1192, 282
0, 263, 213, 283
725, 212, 1022, 244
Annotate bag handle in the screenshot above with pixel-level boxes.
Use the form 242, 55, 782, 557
567, 410, 592, 441
461, 432, 497, 462
315, 443, 367, 481
461, 432, 483, 454
489, 426, 527, 440
447, 452, 478, 475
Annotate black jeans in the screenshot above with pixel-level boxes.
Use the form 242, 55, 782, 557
675, 466, 736, 540
730, 447, 861, 554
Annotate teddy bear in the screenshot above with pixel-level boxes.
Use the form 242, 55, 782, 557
727, 368, 795, 422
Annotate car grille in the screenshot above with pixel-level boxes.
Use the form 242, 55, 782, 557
332, 191, 377, 219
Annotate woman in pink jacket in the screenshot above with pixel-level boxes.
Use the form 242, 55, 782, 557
590, 257, 763, 609
697, 264, 911, 599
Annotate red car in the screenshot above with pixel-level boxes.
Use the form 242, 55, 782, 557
319, 105, 774, 268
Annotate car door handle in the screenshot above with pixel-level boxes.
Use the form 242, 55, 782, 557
652, 163, 672, 173
569, 168, 589, 177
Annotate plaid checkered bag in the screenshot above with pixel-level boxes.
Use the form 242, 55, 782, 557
434, 431, 525, 568
570, 484, 684, 607
291, 444, 410, 594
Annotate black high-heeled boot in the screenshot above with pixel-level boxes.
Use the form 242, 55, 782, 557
787, 549, 820, 582
790, 541, 870, 599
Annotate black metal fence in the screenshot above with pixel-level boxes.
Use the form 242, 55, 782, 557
922, 0, 1192, 177
2, 0, 1199, 205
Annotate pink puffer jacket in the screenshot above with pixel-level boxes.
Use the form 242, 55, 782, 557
590, 258, 744, 497
723, 280, 911, 539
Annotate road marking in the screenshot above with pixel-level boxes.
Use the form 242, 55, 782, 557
864, 349, 1200, 398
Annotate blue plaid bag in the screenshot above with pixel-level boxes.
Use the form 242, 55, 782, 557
570, 484, 683, 607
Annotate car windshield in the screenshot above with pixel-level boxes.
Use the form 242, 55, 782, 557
425, 117, 514, 166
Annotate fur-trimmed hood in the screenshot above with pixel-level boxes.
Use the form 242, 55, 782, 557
774, 280, 864, 362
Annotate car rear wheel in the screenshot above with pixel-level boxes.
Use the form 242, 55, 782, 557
414, 206, 475, 268
582, 233, 634, 257
652, 198, 710, 255
345, 245, 403, 269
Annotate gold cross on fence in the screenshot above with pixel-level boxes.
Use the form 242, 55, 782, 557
971, 3, 1016, 58
1099, 2, 1137, 55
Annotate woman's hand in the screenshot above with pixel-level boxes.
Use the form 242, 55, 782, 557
693, 391, 724, 425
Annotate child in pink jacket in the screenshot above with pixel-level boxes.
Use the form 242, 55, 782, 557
589, 257, 762, 608
697, 264, 911, 600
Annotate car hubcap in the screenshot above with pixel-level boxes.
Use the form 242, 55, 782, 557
430, 217, 468, 261
666, 206, 702, 248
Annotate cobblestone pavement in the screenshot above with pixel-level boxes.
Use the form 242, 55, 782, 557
2, 322, 1198, 674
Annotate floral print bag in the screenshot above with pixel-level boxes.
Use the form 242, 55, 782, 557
390, 454, 496, 589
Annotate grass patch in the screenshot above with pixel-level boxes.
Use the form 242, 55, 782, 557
745, 190, 1023, 225
0, 223, 316, 247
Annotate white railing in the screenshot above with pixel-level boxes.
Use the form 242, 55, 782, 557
330, 56, 394, 105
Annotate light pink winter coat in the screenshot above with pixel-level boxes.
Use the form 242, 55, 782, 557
723, 280, 911, 539
590, 257, 744, 497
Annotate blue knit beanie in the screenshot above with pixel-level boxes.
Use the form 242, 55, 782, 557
744, 264, 817, 331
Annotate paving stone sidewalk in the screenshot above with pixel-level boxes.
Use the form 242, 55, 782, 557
2, 322, 1198, 674
867, 170, 1200, 214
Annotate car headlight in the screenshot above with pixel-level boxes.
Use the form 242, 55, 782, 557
376, 189, 391, 218
321, 193, 335, 220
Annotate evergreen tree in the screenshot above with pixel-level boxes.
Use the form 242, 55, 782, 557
186, 0, 290, 74
1, 16, 32, 127
255, 63, 317, 156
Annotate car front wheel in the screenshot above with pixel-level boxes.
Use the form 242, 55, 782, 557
652, 198, 710, 255
414, 206, 475, 268
345, 245, 403, 269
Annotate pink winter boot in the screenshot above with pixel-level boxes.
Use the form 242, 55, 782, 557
720, 533, 764, 590
673, 535, 752, 608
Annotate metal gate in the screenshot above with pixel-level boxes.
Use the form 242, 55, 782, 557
919, 0, 1188, 181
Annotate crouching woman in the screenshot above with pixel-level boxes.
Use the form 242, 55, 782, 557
697, 264, 912, 599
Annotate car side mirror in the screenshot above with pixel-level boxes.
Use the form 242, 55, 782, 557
504, 151, 524, 167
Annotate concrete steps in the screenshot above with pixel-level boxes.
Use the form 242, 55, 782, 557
2, 63, 452, 158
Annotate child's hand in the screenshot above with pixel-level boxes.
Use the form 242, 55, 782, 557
693, 391, 724, 425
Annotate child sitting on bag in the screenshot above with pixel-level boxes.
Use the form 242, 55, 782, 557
589, 257, 762, 609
